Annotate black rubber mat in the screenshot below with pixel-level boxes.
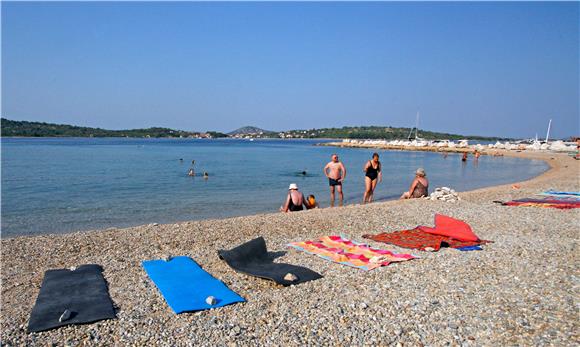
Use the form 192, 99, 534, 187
28, 264, 116, 332
218, 237, 322, 286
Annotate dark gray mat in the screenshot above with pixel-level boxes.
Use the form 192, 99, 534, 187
218, 237, 322, 286
28, 264, 116, 332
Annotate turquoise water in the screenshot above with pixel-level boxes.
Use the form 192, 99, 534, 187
1, 138, 548, 237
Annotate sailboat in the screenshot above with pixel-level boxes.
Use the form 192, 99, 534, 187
544, 118, 552, 144
407, 112, 419, 140
408, 111, 428, 146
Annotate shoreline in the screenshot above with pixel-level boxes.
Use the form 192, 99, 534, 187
1, 150, 578, 345
317, 140, 559, 155
2, 147, 551, 239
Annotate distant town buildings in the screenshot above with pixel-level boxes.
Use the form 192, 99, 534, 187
230, 131, 266, 139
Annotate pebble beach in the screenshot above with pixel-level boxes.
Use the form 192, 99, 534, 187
1, 150, 578, 346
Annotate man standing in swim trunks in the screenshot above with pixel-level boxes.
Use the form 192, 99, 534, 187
323, 154, 347, 207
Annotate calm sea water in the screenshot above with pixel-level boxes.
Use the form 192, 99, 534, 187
1, 138, 548, 237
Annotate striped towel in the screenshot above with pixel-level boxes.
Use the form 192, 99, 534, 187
288, 235, 415, 271
503, 196, 580, 209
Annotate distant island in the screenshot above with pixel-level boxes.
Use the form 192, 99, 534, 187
218, 125, 508, 141
1, 118, 508, 141
0, 118, 228, 139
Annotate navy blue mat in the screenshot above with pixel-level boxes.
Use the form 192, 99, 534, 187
28, 265, 116, 332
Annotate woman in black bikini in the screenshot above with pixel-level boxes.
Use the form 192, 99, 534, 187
363, 153, 382, 204
280, 183, 307, 212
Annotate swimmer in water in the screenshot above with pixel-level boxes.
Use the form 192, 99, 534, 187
301, 170, 307, 176
188, 160, 195, 176
203, 172, 209, 179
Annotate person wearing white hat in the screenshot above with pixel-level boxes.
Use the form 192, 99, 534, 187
280, 183, 307, 212
400, 168, 429, 199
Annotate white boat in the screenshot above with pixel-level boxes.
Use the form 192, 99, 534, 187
406, 111, 428, 142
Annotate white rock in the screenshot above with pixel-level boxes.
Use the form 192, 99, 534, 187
284, 273, 299, 282
59, 309, 72, 322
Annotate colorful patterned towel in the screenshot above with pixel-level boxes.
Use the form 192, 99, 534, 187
502, 197, 580, 209
288, 235, 415, 271
363, 228, 490, 252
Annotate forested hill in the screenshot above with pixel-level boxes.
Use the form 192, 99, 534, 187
227, 126, 275, 136
278, 126, 508, 141
0, 118, 227, 138
1, 118, 507, 140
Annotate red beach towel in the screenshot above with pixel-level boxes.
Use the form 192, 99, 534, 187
363, 229, 487, 251
417, 214, 480, 242
363, 215, 490, 251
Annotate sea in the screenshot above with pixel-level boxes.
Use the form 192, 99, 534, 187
1, 137, 549, 237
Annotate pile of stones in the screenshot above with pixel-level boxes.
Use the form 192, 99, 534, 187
427, 187, 460, 201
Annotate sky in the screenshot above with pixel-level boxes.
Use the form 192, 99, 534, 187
2, 2, 578, 138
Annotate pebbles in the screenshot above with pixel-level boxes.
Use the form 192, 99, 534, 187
1, 151, 578, 346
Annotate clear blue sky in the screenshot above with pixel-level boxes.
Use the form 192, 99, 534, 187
2, 2, 578, 138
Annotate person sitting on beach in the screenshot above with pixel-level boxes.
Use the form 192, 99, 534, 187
362, 152, 382, 204
280, 184, 306, 212
323, 154, 346, 207
305, 194, 319, 209
400, 168, 429, 199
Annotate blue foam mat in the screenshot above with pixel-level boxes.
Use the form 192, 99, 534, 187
456, 245, 483, 252
142, 256, 245, 314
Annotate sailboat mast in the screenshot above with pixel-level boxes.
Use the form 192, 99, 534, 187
545, 119, 552, 143
415, 111, 420, 139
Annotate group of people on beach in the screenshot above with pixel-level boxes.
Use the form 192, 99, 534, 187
280, 153, 430, 212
